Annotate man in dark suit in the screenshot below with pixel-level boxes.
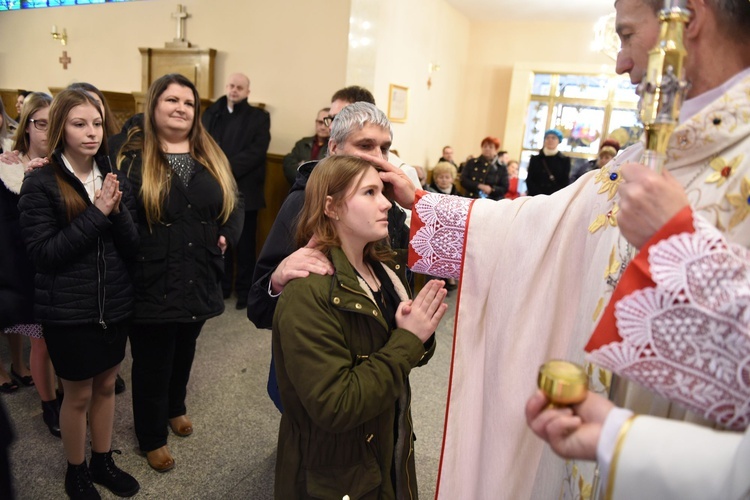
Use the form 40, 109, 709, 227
202, 73, 271, 309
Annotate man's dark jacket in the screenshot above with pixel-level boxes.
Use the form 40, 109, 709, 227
282, 135, 328, 185
202, 97, 270, 211
247, 160, 409, 330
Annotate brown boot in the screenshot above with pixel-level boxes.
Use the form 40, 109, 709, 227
145, 446, 175, 473
168, 415, 193, 437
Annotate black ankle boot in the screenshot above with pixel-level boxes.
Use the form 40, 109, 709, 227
114, 374, 126, 395
41, 399, 61, 438
65, 461, 100, 500
89, 450, 140, 497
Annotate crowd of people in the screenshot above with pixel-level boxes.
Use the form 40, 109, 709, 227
1, 0, 749, 499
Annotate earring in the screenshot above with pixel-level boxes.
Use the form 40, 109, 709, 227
335, 215, 340, 221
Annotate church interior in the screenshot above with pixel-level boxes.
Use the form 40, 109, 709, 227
0, 0, 634, 497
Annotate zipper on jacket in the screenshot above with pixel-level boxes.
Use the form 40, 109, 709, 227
96, 237, 108, 330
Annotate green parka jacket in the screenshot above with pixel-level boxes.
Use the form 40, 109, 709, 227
272, 247, 436, 500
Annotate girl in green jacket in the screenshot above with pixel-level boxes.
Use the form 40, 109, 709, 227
272, 155, 448, 499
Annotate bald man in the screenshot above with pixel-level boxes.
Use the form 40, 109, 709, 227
202, 73, 271, 310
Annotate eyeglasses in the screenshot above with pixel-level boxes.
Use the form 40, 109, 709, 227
322, 114, 337, 128
315, 120, 325, 126
29, 119, 48, 131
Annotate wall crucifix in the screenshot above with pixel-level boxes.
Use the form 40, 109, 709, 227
167, 4, 192, 48
59, 51, 71, 70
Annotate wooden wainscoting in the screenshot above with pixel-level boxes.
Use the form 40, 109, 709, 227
0, 89, 19, 122
257, 153, 292, 255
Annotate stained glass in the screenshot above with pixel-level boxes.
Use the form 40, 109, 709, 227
1, 0, 137, 10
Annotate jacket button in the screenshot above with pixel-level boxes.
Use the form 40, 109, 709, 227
373, 310, 379, 316
355, 303, 362, 309
333, 297, 340, 304
191, 316, 197, 320
189, 280, 194, 284
188, 242, 193, 247
395, 264, 400, 270
187, 204, 192, 209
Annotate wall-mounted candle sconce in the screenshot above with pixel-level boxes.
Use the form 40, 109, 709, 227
427, 62, 441, 90
51, 25, 67, 46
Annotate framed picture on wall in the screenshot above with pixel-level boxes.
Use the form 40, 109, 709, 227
387, 84, 409, 123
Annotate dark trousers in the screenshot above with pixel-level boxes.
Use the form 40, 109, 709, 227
222, 210, 258, 300
129, 321, 204, 452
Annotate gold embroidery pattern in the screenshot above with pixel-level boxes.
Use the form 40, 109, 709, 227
726, 175, 750, 229
589, 166, 623, 234
594, 166, 624, 200
561, 462, 594, 500
705, 154, 744, 187
588, 203, 619, 234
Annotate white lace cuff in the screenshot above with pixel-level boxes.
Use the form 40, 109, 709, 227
409, 192, 472, 278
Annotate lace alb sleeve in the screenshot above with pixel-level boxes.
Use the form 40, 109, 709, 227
408, 191, 473, 279
587, 212, 750, 430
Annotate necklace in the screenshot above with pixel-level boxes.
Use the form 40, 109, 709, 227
354, 263, 384, 309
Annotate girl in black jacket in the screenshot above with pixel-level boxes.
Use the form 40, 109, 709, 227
18, 89, 140, 500
114, 74, 243, 473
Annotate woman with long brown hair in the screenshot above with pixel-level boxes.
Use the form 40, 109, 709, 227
115, 73, 243, 473
272, 155, 447, 499
18, 89, 140, 499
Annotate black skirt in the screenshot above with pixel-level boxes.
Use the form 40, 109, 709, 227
43, 322, 128, 381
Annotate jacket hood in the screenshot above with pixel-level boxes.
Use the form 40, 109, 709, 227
290, 160, 318, 193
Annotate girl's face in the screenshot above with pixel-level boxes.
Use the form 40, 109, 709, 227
334, 167, 392, 247
26, 106, 50, 154
63, 103, 103, 160
435, 172, 454, 190
154, 83, 195, 138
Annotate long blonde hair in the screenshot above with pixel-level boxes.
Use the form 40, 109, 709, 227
121, 74, 237, 226
297, 155, 393, 263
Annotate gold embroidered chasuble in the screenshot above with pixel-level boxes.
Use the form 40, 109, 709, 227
408, 73, 750, 499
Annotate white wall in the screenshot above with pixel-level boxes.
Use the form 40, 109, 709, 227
366, 0, 471, 169
0, 0, 351, 155
0, 1, 621, 164
458, 20, 616, 161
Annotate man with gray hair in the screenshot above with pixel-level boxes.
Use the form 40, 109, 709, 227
248, 102, 411, 411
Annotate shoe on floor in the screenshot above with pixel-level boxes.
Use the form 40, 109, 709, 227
90, 450, 140, 497
0, 380, 19, 394
10, 365, 34, 387
235, 297, 248, 310
145, 445, 175, 473
114, 374, 126, 395
169, 415, 193, 437
65, 461, 101, 500
41, 399, 61, 438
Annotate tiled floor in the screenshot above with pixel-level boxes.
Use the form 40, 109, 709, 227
1, 290, 456, 499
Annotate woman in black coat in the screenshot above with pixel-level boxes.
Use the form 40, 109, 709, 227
115, 74, 243, 473
526, 129, 571, 196
18, 89, 140, 499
